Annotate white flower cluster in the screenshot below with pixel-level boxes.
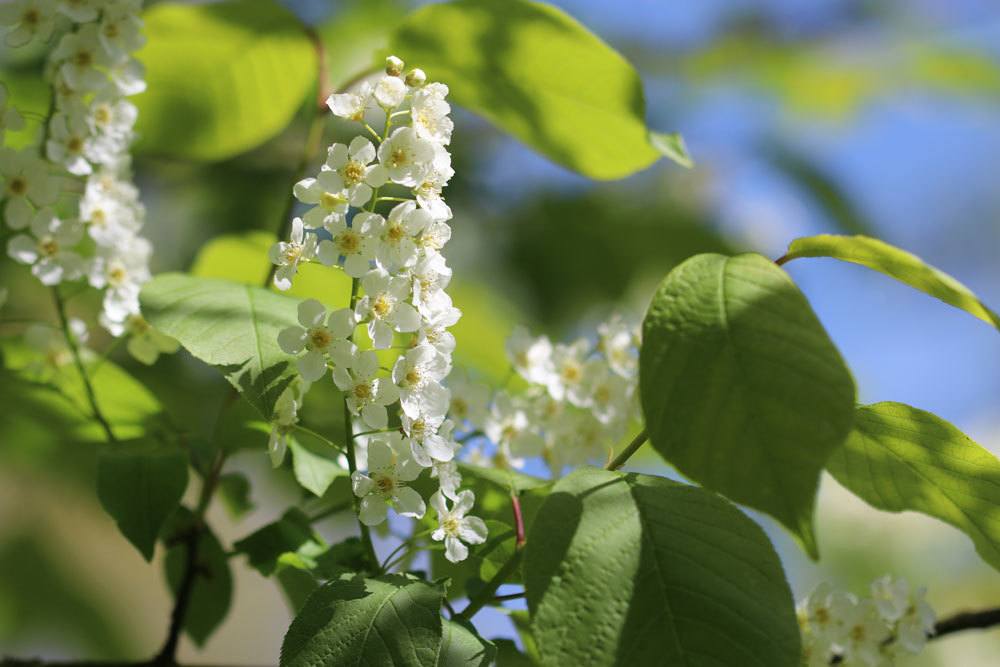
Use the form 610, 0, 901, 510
456, 316, 641, 473
268, 55, 485, 563
2, 0, 174, 364
798, 577, 936, 666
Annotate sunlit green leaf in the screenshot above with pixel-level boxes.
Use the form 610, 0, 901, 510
136, 0, 317, 160
640, 253, 856, 555
392, 0, 685, 178
827, 402, 1000, 573
780, 234, 1000, 329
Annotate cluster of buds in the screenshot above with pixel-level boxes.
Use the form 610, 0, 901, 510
2, 0, 175, 364
798, 576, 936, 666
268, 55, 485, 563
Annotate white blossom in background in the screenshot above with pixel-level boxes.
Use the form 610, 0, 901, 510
457, 316, 641, 473
0, 83, 25, 143
269, 55, 486, 559
797, 577, 936, 665
1, 0, 172, 366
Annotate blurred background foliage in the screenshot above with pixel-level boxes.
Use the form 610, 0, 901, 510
1, 0, 999, 664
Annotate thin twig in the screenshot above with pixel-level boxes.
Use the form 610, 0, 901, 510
52, 288, 117, 443
605, 429, 648, 471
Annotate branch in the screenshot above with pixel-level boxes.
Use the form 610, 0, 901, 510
52, 288, 117, 443
605, 429, 648, 471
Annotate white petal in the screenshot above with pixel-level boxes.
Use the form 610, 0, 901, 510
457, 516, 488, 545
393, 486, 425, 518
277, 326, 307, 354
391, 302, 421, 333
297, 351, 328, 382
297, 299, 326, 327
361, 403, 387, 430
444, 535, 468, 563
359, 495, 388, 525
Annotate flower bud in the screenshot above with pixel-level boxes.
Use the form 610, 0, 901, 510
385, 55, 405, 77
405, 68, 427, 87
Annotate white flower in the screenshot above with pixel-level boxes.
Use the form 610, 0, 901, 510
378, 126, 435, 187
870, 576, 935, 655
323, 213, 375, 277
269, 218, 318, 290
485, 391, 544, 463
402, 410, 456, 467
430, 490, 487, 563
326, 81, 373, 122
52, 25, 112, 92
431, 459, 462, 501
411, 82, 453, 145
88, 238, 150, 318
355, 268, 421, 349
410, 252, 452, 313
323, 136, 387, 208
547, 339, 592, 406
333, 350, 398, 429
8, 209, 85, 285
351, 436, 425, 525
373, 74, 406, 109
417, 217, 452, 255
1, 148, 59, 229
56, 0, 99, 23
414, 292, 460, 355
413, 143, 454, 222
80, 175, 142, 244
371, 200, 430, 272
268, 385, 301, 467
392, 343, 450, 418
293, 169, 352, 229
97, 3, 145, 58
581, 359, 634, 425
0, 83, 25, 144
838, 598, 891, 666
85, 94, 137, 156
446, 368, 490, 426
107, 57, 146, 96
122, 314, 179, 365
598, 314, 639, 378
277, 299, 356, 382
47, 112, 93, 176
0, 0, 57, 48
506, 325, 554, 385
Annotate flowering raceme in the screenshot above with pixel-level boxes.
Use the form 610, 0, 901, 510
269, 55, 486, 563
798, 577, 936, 666
2, 0, 176, 364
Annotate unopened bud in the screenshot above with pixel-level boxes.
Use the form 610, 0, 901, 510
405, 68, 427, 87
385, 55, 405, 77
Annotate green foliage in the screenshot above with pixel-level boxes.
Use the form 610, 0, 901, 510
233, 508, 324, 576
781, 234, 1000, 329
163, 508, 233, 646
218, 472, 254, 518
1, 342, 163, 443
280, 574, 446, 667
639, 253, 856, 555
140, 272, 301, 417
827, 402, 1000, 573
524, 467, 801, 667
391, 0, 688, 179
289, 437, 348, 497
96, 438, 188, 561
438, 619, 496, 667
318, 0, 404, 90
136, 0, 317, 160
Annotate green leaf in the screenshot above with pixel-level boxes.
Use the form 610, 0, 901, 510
96, 438, 188, 561
437, 619, 496, 667
1, 341, 163, 442
639, 253, 856, 555
649, 131, 693, 169
164, 508, 233, 646
525, 467, 801, 667
233, 508, 324, 577
780, 234, 1000, 329
391, 0, 685, 178
218, 472, 254, 518
136, 0, 317, 160
289, 437, 348, 497
827, 402, 1000, 573
280, 574, 445, 667
140, 273, 301, 417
